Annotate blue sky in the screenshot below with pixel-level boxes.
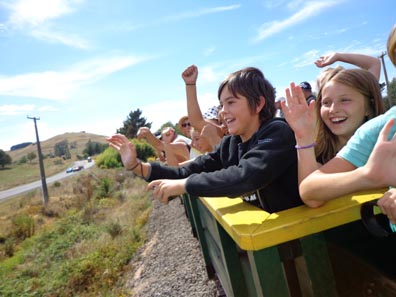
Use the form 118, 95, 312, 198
0, 0, 395, 151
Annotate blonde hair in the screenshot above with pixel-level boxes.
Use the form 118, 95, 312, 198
315, 68, 385, 163
387, 25, 396, 66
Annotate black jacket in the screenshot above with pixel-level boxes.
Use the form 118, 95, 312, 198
148, 118, 302, 213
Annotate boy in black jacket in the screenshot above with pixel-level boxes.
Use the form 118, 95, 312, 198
107, 66, 302, 213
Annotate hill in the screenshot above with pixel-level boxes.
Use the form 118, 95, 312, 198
6, 132, 108, 161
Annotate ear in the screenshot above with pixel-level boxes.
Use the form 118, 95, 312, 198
256, 96, 266, 113
365, 99, 373, 116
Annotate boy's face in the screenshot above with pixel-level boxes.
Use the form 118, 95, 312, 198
219, 87, 261, 142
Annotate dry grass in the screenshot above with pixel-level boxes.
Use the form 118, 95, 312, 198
6, 131, 107, 161
0, 132, 108, 191
0, 167, 152, 296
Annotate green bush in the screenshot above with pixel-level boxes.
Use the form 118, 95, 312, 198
105, 221, 123, 239
95, 139, 156, 169
131, 139, 156, 161
95, 147, 122, 169
17, 156, 28, 165
4, 238, 15, 257
12, 214, 35, 239
95, 177, 113, 199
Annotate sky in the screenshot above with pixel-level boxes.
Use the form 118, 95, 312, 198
0, 0, 395, 151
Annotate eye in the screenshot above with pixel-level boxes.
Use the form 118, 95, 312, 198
341, 98, 351, 103
322, 100, 330, 107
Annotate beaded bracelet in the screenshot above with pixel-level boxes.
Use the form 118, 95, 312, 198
295, 142, 316, 149
127, 159, 141, 171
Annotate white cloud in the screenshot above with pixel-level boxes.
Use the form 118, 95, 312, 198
0, 104, 35, 115
5, 0, 87, 48
254, 1, 342, 42
203, 46, 216, 57
161, 5, 241, 23
37, 105, 59, 112
0, 54, 152, 100
199, 66, 221, 84
292, 49, 320, 68
8, 0, 78, 28
31, 29, 91, 49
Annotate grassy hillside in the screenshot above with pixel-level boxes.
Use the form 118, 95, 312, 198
6, 132, 108, 161
0, 132, 108, 191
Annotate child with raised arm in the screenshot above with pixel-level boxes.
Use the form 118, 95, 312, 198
107, 66, 302, 212
288, 28, 396, 206
282, 67, 384, 207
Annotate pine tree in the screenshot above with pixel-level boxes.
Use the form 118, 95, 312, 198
116, 109, 152, 138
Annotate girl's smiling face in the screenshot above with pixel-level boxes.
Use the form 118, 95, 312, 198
320, 81, 369, 145
219, 87, 262, 142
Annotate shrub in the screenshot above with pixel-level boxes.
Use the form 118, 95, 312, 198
18, 156, 28, 164
12, 214, 35, 239
95, 147, 122, 169
4, 238, 15, 257
105, 221, 123, 239
95, 138, 156, 169
95, 177, 113, 199
53, 181, 61, 187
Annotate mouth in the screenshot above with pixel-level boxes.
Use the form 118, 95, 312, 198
224, 118, 235, 126
330, 116, 347, 124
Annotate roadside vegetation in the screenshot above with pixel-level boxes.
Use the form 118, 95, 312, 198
0, 167, 152, 296
0, 108, 182, 296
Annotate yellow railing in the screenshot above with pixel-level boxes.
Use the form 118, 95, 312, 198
199, 188, 386, 251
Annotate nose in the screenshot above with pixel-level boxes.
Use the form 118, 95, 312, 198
328, 101, 338, 113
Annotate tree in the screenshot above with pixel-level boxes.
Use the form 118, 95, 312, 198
383, 78, 396, 110
0, 150, 12, 168
117, 109, 152, 138
27, 152, 37, 163
388, 78, 396, 108
83, 140, 108, 157
54, 140, 71, 159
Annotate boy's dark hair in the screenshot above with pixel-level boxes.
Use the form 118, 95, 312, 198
217, 67, 276, 123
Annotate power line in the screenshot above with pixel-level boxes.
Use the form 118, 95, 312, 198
378, 52, 393, 107
27, 116, 49, 206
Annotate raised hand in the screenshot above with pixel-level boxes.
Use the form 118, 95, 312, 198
314, 52, 337, 68
137, 127, 153, 139
106, 134, 138, 170
182, 65, 198, 85
282, 82, 316, 142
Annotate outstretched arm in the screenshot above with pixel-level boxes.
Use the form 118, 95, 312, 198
315, 52, 381, 80
106, 134, 151, 178
300, 119, 396, 207
162, 142, 190, 166
137, 127, 164, 152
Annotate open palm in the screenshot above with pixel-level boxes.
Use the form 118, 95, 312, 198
282, 82, 316, 141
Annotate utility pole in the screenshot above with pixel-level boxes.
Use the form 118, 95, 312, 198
379, 52, 393, 107
27, 116, 49, 207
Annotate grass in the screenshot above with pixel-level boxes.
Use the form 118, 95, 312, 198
0, 131, 108, 191
0, 167, 152, 296
0, 157, 69, 191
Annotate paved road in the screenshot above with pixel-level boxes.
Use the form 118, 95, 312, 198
0, 160, 95, 201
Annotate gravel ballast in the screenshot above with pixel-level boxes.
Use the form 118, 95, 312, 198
124, 198, 220, 296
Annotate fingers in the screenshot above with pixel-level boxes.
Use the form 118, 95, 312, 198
285, 82, 307, 107
378, 191, 396, 224
377, 118, 396, 142
147, 181, 170, 204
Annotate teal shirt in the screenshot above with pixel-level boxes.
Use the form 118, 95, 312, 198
337, 106, 396, 167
